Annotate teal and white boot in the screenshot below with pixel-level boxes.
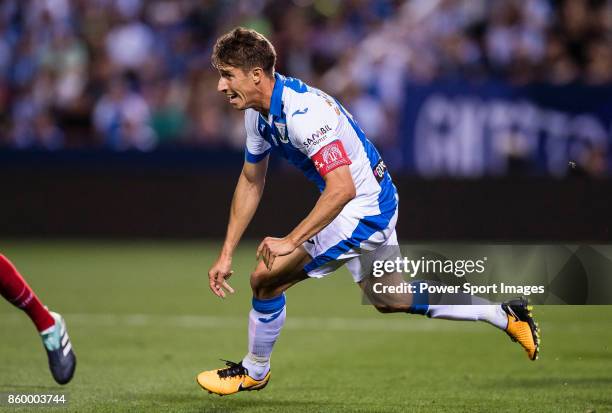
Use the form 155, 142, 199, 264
40, 311, 76, 384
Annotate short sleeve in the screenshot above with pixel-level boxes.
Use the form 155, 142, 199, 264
288, 95, 351, 176
244, 109, 271, 163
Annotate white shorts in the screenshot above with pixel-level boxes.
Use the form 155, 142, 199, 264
302, 206, 399, 283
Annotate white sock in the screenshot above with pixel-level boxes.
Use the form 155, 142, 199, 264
427, 304, 508, 330
242, 294, 286, 380
406, 280, 508, 330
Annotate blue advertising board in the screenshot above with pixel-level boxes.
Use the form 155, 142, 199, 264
400, 81, 612, 177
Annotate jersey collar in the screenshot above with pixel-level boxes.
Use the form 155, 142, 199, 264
269, 72, 285, 117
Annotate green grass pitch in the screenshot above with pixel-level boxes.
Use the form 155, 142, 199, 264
1, 240, 611, 412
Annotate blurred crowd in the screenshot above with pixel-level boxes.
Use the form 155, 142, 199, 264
0, 0, 610, 152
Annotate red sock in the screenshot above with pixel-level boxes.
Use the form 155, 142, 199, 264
0, 254, 55, 332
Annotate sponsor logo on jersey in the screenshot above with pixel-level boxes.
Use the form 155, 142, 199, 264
291, 107, 309, 117
373, 158, 387, 182
302, 124, 332, 148
311, 124, 332, 139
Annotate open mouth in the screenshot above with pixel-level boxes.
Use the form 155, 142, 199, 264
227, 93, 239, 103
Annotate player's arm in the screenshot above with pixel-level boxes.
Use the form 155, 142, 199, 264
223, 158, 269, 257
209, 157, 269, 298
256, 164, 355, 269
289, 165, 355, 244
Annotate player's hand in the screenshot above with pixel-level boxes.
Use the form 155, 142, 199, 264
208, 255, 235, 299
256, 237, 296, 270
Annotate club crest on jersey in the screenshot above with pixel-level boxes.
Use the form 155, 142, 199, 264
274, 122, 288, 143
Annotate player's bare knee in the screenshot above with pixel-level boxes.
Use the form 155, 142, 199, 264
249, 270, 267, 295
250, 270, 280, 298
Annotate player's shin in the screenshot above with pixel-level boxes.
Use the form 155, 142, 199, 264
0, 254, 55, 332
407, 281, 508, 330
242, 293, 287, 380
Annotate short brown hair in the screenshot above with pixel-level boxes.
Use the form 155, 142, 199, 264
212, 27, 276, 76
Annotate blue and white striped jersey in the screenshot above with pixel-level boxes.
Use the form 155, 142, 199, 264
244, 73, 397, 217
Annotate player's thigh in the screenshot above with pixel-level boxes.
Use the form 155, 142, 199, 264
250, 246, 310, 298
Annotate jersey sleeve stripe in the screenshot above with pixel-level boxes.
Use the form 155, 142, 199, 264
245, 148, 271, 163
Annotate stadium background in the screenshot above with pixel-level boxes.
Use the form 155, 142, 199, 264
1, 1, 611, 412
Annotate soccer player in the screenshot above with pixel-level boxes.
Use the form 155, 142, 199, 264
0, 254, 76, 385
197, 28, 539, 396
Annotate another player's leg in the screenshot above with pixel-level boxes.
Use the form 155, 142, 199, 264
360, 272, 539, 360
0, 254, 54, 331
0, 254, 77, 384
197, 247, 310, 395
